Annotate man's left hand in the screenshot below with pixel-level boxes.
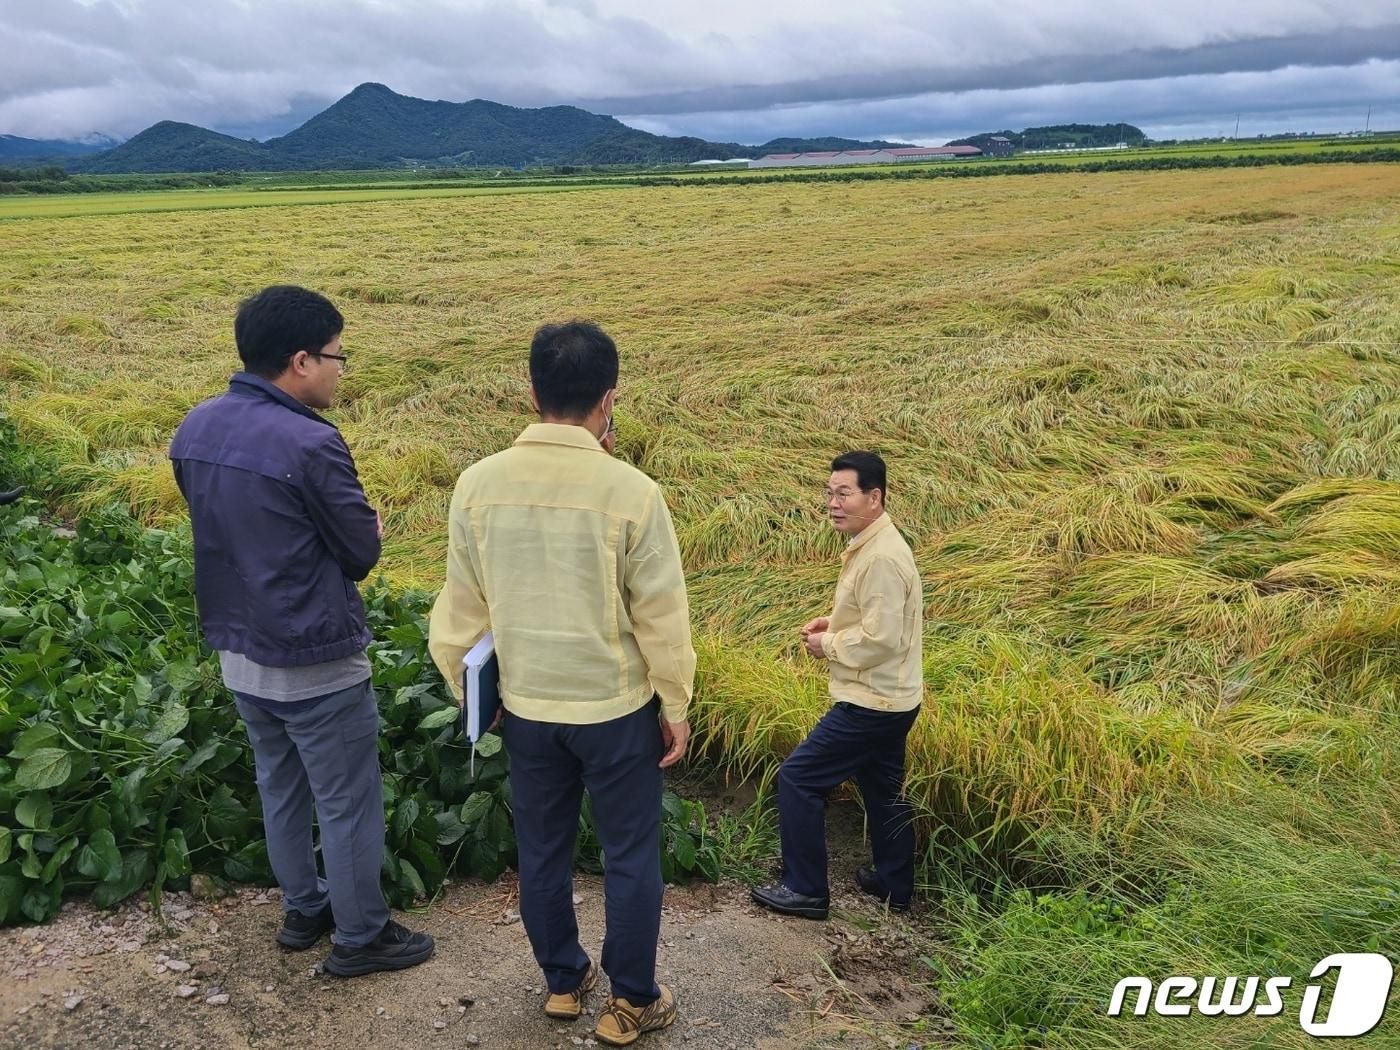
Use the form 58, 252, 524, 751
803, 631, 826, 658
659, 717, 690, 768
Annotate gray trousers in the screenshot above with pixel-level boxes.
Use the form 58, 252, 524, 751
233, 680, 390, 947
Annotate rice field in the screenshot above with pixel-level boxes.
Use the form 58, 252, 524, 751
3, 163, 1399, 1045
0, 181, 618, 220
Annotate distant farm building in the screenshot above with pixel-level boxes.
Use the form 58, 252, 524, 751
1020, 143, 1132, 156
748, 145, 982, 169
983, 136, 1014, 157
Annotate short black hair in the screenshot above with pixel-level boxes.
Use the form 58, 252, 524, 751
234, 285, 344, 378
529, 321, 619, 419
831, 450, 887, 500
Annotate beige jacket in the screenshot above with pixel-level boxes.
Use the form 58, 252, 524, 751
818, 513, 923, 712
428, 423, 696, 724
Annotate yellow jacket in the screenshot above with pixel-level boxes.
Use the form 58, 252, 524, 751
428, 423, 696, 724
818, 513, 923, 712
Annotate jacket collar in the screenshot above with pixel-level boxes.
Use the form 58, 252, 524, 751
842, 511, 893, 561
228, 372, 334, 428
514, 422, 605, 452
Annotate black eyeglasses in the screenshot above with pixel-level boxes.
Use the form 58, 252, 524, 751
308, 351, 348, 369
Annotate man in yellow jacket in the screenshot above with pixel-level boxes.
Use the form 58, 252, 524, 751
428, 321, 695, 1047
752, 451, 923, 920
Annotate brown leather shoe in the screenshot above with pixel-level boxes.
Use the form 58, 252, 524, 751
593, 983, 677, 1046
544, 963, 598, 1019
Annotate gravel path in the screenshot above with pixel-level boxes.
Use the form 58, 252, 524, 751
1, 806, 944, 1050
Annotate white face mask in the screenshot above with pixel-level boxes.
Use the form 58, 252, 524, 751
597, 392, 616, 443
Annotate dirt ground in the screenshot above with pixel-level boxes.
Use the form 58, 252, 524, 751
0, 801, 950, 1050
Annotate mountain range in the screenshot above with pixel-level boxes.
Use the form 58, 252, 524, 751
0, 133, 120, 164
63, 83, 913, 174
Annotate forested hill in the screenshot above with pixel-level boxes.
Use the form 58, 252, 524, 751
77, 122, 278, 174
948, 124, 1147, 150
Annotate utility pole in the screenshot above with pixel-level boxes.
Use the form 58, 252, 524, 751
1365, 106, 1372, 135
1233, 113, 1240, 140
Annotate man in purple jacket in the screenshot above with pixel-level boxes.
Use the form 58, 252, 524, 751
169, 285, 433, 977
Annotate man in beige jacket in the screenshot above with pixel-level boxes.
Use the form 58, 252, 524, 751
428, 321, 695, 1046
752, 451, 923, 920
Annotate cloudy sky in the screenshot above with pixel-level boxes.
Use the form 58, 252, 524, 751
3, 0, 1398, 145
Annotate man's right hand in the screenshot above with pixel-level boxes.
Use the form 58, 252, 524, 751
659, 717, 690, 768
801, 617, 830, 637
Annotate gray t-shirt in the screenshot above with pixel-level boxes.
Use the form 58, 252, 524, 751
218, 650, 371, 703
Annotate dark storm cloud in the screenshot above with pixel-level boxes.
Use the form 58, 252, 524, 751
0, 1, 1396, 143
585, 24, 1400, 116
622, 61, 1400, 145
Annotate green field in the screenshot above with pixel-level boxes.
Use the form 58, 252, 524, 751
6, 132, 1395, 219
2, 163, 1399, 1045
0, 181, 629, 220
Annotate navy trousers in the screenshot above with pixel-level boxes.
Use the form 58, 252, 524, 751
233, 680, 391, 947
777, 701, 920, 903
503, 698, 664, 1007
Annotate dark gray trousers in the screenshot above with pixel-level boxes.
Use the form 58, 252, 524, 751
233, 680, 390, 947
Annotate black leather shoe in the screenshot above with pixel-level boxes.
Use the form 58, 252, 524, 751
750, 883, 829, 920
855, 865, 910, 912
323, 919, 435, 977
277, 904, 335, 950
0, 487, 24, 507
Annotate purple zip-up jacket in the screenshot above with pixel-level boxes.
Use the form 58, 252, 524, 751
169, 372, 380, 667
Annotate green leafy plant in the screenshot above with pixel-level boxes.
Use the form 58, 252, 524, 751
0, 464, 720, 924
0, 505, 256, 923
658, 792, 721, 883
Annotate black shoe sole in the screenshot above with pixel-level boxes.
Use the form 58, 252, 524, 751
323, 939, 436, 977
855, 870, 911, 912
855, 887, 911, 912
749, 889, 829, 921
277, 926, 332, 951
874, 899, 911, 913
